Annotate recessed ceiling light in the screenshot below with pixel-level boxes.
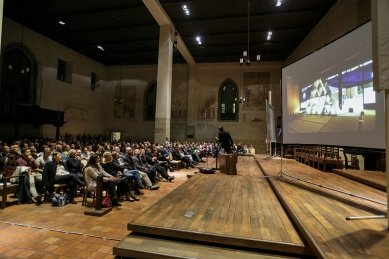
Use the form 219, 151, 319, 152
196, 37, 201, 44
97, 45, 104, 51
58, 21, 65, 25
276, 1, 282, 7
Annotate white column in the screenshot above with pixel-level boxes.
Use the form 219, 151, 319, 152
154, 25, 173, 144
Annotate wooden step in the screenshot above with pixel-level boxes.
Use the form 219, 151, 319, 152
113, 233, 302, 259
332, 169, 387, 191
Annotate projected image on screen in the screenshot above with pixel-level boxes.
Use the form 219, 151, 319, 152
299, 60, 374, 117
282, 21, 385, 149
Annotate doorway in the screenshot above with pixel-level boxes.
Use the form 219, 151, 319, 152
111, 131, 121, 143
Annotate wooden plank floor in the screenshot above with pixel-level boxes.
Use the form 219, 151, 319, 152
332, 169, 387, 191
127, 157, 309, 256
255, 155, 389, 259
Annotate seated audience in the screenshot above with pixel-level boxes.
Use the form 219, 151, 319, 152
111, 150, 144, 194
16, 148, 42, 205
66, 149, 84, 181
100, 152, 139, 202
36, 147, 52, 170
84, 154, 122, 206
0, 145, 10, 160
132, 149, 159, 191
145, 147, 174, 182
80, 147, 90, 161
42, 152, 84, 204
172, 146, 196, 169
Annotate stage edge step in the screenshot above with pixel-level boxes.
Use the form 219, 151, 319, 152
113, 233, 307, 259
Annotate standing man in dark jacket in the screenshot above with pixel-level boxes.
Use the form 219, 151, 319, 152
218, 126, 233, 154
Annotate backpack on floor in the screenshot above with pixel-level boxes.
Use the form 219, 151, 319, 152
52, 193, 68, 207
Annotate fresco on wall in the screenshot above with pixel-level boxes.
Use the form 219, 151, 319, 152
197, 91, 216, 120
171, 93, 187, 120
171, 123, 186, 129
243, 72, 270, 111
114, 85, 136, 120
63, 100, 90, 123
196, 123, 216, 130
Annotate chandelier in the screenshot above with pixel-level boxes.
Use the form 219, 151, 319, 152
239, 0, 260, 66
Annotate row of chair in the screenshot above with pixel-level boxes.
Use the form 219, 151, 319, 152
293, 146, 343, 172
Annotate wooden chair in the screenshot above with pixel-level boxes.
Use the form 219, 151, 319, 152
82, 167, 108, 206
346, 154, 360, 170
82, 168, 89, 206
310, 146, 321, 168
168, 153, 182, 171
0, 166, 23, 209
81, 160, 88, 168
53, 183, 68, 193
317, 146, 343, 172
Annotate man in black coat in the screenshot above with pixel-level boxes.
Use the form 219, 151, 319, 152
66, 149, 84, 181
42, 152, 84, 204
218, 126, 233, 154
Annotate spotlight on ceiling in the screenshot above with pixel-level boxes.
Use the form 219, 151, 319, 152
276, 1, 282, 7
267, 31, 272, 40
196, 37, 201, 45
97, 45, 104, 51
58, 21, 65, 25
182, 5, 190, 15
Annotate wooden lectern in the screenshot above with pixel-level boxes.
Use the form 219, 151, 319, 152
218, 154, 237, 175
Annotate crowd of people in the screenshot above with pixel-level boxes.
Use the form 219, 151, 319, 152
0, 133, 255, 207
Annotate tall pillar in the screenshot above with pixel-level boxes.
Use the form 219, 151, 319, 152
186, 66, 197, 140
154, 25, 173, 144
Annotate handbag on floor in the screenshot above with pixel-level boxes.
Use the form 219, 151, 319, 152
92, 194, 112, 208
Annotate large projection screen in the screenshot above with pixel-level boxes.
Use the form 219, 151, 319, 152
282, 21, 385, 149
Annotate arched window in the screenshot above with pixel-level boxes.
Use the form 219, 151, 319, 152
219, 79, 238, 121
0, 44, 37, 104
145, 82, 157, 120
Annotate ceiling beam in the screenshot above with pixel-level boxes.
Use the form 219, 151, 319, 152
171, 7, 331, 24
142, 0, 195, 65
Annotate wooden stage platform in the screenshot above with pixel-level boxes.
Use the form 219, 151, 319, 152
114, 156, 388, 259
332, 168, 387, 191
